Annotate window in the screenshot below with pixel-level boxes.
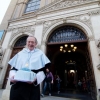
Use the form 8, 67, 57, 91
0, 30, 4, 40
25, 0, 40, 13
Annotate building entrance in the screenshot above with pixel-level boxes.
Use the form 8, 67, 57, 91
46, 25, 96, 99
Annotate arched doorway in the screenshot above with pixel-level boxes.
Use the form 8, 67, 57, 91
2, 36, 28, 89
46, 25, 96, 100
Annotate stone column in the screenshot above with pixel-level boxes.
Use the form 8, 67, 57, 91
89, 39, 100, 100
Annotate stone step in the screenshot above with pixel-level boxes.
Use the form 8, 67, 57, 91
0, 89, 4, 99
41, 96, 80, 100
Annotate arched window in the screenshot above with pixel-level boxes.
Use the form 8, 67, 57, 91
48, 26, 87, 43
25, 0, 41, 13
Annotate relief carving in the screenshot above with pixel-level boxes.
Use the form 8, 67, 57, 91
96, 38, 100, 56
42, 19, 62, 37
68, 14, 93, 34
88, 35, 95, 41
96, 39, 100, 70
88, 9, 100, 16
0, 46, 4, 69
37, 0, 98, 14
8, 25, 35, 37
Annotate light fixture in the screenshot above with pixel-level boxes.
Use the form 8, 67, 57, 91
70, 70, 75, 73
60, 46, 63, 49
74, 46, 77, 49
60, 44, 77, 52
65, 44, 68, 47
71, 44, 74, 47
60, 48, 63, 51
65, 60, 76, 65
68, 50, 71, 52
73, 49, 76, 52
63, 50, 66, 53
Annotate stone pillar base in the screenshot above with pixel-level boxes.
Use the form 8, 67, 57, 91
1, 89, 10, 100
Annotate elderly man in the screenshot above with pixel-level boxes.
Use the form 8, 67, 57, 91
8, 36, 50, 100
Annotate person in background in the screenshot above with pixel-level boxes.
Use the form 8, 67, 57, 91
41, 68, 53, 97
8, 36, 50, 100
78, 80, 82, 91
56, 75, 61, 94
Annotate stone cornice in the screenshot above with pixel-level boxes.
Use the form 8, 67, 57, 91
88, 9, 100, 16
7, 25, 35, 34
42, 14, 93, 39
37, 0, 99, 15
8, 0, 99, 24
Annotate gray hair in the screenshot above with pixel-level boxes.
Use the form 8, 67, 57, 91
26, 35, 38, 44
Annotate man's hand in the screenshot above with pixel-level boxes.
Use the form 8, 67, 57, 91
27, 78, 37, 84
10, 76, 17, 83
51, 80, 53, 84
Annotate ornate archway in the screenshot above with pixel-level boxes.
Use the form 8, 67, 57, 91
46, 25, 96, 100
2, 36, 28, 89
48, 25, 87, 44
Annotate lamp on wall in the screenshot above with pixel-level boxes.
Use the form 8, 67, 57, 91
60, 44, 77, 53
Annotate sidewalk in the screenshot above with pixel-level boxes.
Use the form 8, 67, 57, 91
41, 96, 81, 100
0, 89, 3, 100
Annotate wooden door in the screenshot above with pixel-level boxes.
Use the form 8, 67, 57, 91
2, 48, 23, 89
2, 36, 28, 89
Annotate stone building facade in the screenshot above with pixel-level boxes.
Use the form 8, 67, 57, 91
0, 0, 100, 100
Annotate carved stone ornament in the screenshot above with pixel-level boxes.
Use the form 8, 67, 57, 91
88, 35, 95, 41
95, 38, 100, 57
37, 0, 99, 14
88, 9, 100, 16
97, 64, 100, 70
0, 46, 3, 69
67, 14, 93, 32
43, 19, 62, 37
7, 25, 35, 34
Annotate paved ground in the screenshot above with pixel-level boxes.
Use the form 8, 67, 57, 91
0, 89, 3, 100
41, 96, 81, 100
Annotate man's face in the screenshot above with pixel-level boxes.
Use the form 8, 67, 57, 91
46, 68, 49, 72
26, 37, 37, 50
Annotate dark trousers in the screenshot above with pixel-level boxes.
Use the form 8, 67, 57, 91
42, 82, 51, 94
10, 82, 40, 100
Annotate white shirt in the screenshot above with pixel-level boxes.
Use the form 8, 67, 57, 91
8, 48, 50, 70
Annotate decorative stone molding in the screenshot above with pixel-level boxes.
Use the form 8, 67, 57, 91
97, 64, 100, 70
7, 25, 35, 33
8, 45, 13, 50
35, 21, 44, 25
63, 18, 67, 23
9, 0, 99, 23
95, 38, 100, 57
43, 19, 62, 37
68, 14, 93, 31
37, 0, 98, 14
7, 26, 35, 47
42, 14, 93, 42
88, 9, 100, 16
88, 35, 95, 41
0, 46, 4, 69
41, 41, 46, 46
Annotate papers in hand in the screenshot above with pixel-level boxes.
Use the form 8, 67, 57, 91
36, 71, 45, 84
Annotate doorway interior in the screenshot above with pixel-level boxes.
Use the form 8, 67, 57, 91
46, 42, 96, 99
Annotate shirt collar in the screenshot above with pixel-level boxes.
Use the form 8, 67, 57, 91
24, 48, 36, 53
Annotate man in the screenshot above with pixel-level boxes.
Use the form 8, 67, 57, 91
41, 68, 53, 97
8, 36, 50, 100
